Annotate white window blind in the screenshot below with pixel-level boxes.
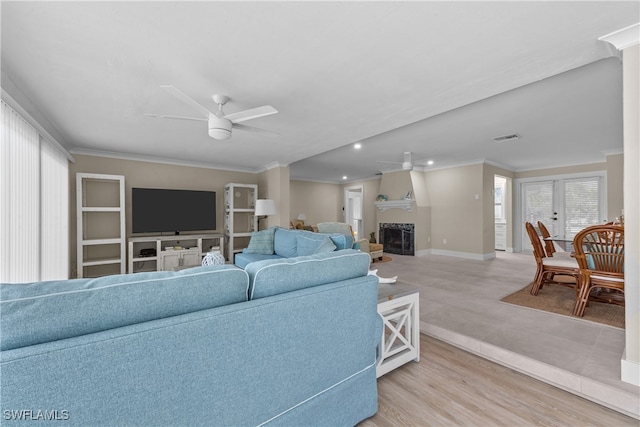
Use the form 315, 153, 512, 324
564, 177, 601, 238
523, 181, 554, 225
1, 100, 69, 283
40, 138, 69, 279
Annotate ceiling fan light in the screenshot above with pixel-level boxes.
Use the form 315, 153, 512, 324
208, 117, 232, 140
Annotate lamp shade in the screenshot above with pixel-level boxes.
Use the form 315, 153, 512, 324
297, 213, 307, 221
255, 199, 277, 216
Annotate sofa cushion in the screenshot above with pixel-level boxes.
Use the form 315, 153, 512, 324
245, 249, 370, 300
244, 227, 276, 254
234, 252, 283, 269
327, 233, 354, 250
273, 227, 299, 257
0, 265, 249, 351
296, 234, 337, 256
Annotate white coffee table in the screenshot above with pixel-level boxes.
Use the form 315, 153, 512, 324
376, 282, 420, 377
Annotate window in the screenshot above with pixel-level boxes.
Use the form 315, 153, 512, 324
1, 100, 69, 282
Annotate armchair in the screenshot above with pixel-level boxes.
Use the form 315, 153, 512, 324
316, 222, 383, 262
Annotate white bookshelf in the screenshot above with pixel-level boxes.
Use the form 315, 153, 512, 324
76, 173, 126, 278
224, 183, 257, 262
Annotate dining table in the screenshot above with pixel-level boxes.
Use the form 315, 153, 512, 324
543, 236, 574, 252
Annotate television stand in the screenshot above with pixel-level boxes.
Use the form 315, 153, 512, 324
127, 233, 224, 273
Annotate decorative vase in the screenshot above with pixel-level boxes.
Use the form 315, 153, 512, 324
369, 232, 377, 244
202, 250, 225, 266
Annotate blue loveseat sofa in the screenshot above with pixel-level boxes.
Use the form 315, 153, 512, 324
1, 249, 381, 426
234, 226, 356, 268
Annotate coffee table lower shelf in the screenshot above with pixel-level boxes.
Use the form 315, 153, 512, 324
376, 283, 420, 378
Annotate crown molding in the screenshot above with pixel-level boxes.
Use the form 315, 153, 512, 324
257, 161, 289, 173
1, 87, 75, 162
69, 148, 259, 173
599, 23, 640, 50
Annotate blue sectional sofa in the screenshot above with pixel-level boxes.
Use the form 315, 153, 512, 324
1, 249, 381, 426
234, 226, 356, 268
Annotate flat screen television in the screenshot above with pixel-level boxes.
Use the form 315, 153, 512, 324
132, 188, 216, 234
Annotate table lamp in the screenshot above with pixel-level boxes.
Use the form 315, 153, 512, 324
255, 199, 277, 229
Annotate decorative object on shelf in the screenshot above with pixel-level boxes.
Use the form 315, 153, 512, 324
369, 232, 377, 244
202, 250, 225, 266
376, 194, 388, 201
255, 199, 278, 217
404, 190, 413, 200
297, 213, 306, 223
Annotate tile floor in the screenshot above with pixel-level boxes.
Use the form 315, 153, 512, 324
371, 251, 640, 419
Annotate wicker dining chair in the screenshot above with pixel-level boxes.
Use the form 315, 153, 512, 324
525, 222, 580, 296
537, 221, 556, 257
537, 220, 576, 261
572, 224, 624, 317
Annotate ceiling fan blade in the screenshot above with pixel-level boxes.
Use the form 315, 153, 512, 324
159, 115, 207, 122
233, 123, 279, 136
145, 113, 206, 122
160, 85, 212, 118
413, 159, 433, 165
224, 105, 277, 123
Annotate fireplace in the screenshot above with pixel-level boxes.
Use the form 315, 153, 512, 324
379, 223, 414, 256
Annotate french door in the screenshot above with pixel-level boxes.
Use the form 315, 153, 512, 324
520, 175, 604, 251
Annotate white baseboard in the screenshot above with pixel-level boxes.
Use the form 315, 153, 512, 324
622, 357, 640, 386
417, 249, 496, 261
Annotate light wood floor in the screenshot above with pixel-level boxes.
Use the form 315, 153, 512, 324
360, 334, 638, 427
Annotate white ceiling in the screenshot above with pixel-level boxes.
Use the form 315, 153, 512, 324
2, 1, 638, 183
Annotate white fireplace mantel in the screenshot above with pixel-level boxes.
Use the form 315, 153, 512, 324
374, 199, 416, 212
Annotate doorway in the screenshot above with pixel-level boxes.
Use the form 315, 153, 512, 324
344, 185, 364, 240
494, 176, 508, 251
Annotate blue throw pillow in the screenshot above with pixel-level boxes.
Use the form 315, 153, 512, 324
273, 227, 298, 258
296, 234, 337, 256
244, 227, 276, 255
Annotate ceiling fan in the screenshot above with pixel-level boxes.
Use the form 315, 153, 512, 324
376, 152, 433, 171
146, 85, 278, 140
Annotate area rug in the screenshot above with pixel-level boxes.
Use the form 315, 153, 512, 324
501, 282, 624, 329
372, 255, 393, 264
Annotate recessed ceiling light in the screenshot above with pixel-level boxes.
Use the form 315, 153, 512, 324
342, 175, 348, 180
354, 143, 362, 149
427, 160, 434, 166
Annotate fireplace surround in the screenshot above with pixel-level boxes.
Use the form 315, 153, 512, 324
379, 223, 414, 256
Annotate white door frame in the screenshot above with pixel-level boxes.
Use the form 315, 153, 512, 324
344, 184, 364, 239
514, 171, 606, 252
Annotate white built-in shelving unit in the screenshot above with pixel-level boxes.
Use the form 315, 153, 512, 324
224, 183, 257, 262
128, 234, 224, 273
76, 173, 126, 278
